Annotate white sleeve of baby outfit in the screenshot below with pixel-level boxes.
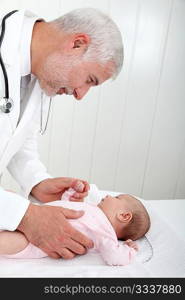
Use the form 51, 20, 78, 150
98, 238, 137, 266
85, 184, 102, 204
61, 188, 76, 201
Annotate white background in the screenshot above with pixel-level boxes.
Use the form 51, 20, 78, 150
1, 0, 185, 200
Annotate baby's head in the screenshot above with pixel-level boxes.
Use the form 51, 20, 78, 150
98, 194, 150, 241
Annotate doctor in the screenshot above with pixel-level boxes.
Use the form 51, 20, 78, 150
0, 8, 123, 259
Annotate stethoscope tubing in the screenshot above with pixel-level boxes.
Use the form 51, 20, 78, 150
0, 10, 18, 99
0, 10, 51, 133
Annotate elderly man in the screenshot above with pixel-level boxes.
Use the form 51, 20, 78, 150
0, 8, 123, 259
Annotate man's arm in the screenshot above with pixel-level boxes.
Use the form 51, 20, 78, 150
7, 130, 52, 199
0, 187, 29, 231
7, 131, 89, 203
6, 130, 92, 258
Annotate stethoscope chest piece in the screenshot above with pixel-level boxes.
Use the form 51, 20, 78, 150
0, 97, 13, 113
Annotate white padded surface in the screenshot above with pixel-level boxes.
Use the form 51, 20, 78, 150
0, 185, 184, 277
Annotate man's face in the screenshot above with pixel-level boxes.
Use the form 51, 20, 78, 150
37, 52, 112, 99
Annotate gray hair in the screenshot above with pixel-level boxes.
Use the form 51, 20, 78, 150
50, 8, 123, 79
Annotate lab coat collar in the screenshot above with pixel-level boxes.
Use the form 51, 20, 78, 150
1, 10, 24, 66
2, 9, 41, 70
20, 13, 43, 77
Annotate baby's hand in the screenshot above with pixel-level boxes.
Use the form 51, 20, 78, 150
69, 180, 89, 202
124, 239, 138, 251
72, 180, 85, 192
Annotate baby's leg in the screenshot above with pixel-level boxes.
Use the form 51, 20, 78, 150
0, 231, 29, 255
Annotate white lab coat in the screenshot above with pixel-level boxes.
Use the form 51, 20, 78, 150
0, 10, 51, 230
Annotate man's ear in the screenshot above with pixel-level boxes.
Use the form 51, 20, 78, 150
116, 212, 132, 224
72, 34, 90, 49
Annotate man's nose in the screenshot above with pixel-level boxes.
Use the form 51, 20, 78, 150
74, 85, 91, 100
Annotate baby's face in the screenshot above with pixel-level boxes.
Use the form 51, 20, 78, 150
98, 194, 128, 212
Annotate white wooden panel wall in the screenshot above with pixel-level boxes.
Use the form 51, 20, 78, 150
1, 0, 185, 199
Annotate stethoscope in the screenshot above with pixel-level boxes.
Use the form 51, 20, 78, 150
0, 10, 51, 134
0, 10, 17, 113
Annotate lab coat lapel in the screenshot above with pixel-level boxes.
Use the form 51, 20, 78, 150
14, 77, 41, 135
0, 63, 20, 171
0, 79, 41, 174
5, 62, 21, 131
0, 10, 44, 175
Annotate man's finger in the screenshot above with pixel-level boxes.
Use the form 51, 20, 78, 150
46, 251, 61, 259
69, 197, 84, 202
62, 238, 87, 255
70, 191, 88, 199
56, 177, 76, 189
81, 181, 90, 192
58, 248, 76, 259
70, 228, 94, 249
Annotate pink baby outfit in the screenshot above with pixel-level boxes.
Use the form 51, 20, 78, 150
2, 189, 136, 266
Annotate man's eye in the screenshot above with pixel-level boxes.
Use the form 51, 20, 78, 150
87, 78, 94, 84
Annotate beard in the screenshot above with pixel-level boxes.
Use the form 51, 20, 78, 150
37, 52, 81, 96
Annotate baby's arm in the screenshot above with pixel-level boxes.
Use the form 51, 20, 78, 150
0, 231, 29, 255
98, 238, 137, 266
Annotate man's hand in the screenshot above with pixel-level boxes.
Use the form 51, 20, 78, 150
17, 203, 93, 259
31, 177, 90, 203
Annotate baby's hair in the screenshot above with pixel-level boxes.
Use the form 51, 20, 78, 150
120, 194, 151, 241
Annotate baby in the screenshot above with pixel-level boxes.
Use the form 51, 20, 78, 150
0, 182, 150, 266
